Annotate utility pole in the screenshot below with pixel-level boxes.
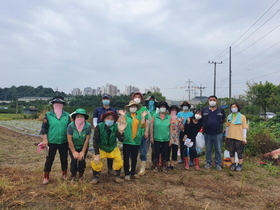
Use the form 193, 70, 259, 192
186, 79, 193, 101
229, 46, 232, 100
208, 61, 222, 96
198, 84, 206, 98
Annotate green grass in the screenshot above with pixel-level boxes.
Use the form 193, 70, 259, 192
0, 114, 24, 120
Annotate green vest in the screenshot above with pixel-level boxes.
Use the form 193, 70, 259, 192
123, 113, 142, 145
136, 106, 151, 136
46, 110, 70, 144
154, 113, 171, 142
98, 122, 118, 153
70, 121, 91, 150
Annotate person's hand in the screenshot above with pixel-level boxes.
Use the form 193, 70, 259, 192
94, 155, 100, 164
169, 140, 173, 147
142, 111, 148, 118
242, 139, 247, 145
150, 137, 154, 144
144, 132, 149, 139
73, 151, 79, 159
118, 117, 127, 133
118, 110, 126, 116
78, 151, 85, 160
42, 139, 48, 148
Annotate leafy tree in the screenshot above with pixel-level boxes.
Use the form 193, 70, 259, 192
246, 81, 276, 115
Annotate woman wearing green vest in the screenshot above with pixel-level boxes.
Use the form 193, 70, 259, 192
67, 109, 91, 182
40, 96, 70, 185
130, 92, 150, 176
121, 100, 147, 181
150, 101, 172, 173
91, 111, 127, 184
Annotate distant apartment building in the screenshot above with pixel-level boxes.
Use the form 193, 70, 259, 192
145, 86, 161, 93
125, 85, 139, 95
72, 88, 81, 96
84, 87, 93, 95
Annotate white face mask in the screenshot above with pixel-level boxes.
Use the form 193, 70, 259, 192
134, 98, 141, 104
195, 114, 202, 120
209, 101, 216, 107
129, 107, 137, 113
182, 106, 189, 111
160, 107, 166, 113
231, 108, 238, 113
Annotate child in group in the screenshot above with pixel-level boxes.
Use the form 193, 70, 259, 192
122, 100, 147, 180
183, 110, 203, 170
91, 111, 127, 184
67, 108, 91, 181
167, 105, 182, 170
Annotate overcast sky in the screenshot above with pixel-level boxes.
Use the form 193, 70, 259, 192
1, 0, 280, 100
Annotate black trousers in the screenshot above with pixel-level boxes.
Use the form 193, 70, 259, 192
44, 142, 68, 172
123, 144, 140, 176
154, 141, 169, 162
179, 131, 187, 159
69, 148, 88, 176
168, 144, 179, 161
189, 137, 199, 159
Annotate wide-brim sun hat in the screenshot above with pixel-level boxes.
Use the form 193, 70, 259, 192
125, 100, 142, 111
169, 105, 179, 113
145, 95, 158, 102
131, 92, 144, 102
101, 111, 119, 122
180, 101, 191, 108
71, 108, 89, 120
51, 95, 65, 104
157, 101, 170, 110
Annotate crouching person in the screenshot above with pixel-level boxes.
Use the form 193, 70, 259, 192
91, 111, 127, 184
67, 109, 91, 182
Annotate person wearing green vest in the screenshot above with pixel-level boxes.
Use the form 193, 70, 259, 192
40, 96, 70, 185
67, 109, 91, 182
120, 100, 147, 181
91, 111, 127, 184
130, 92, 150, 176
150, 101, 172, 173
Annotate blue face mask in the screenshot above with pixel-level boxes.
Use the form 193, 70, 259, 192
105, 120, 114, 127
102, 100, 110, 105
149, 100, 155, 106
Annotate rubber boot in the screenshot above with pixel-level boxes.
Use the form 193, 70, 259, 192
62, 170, 67, 180
91, 170, 100, 184
153, 159, 158, 172
194, 158, 200, 170
107, 158, 114, 175
114, 169, 123, 183
138, 161, 146, 176
42, 172, 50, 185
162, 160, 167, 173
184, 157, 189, 170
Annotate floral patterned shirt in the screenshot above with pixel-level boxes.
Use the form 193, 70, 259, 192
170, 117, 182, 145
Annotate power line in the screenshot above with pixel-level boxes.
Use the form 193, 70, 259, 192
232, 8, 280, 50
231, 23, 280, 58
234, 40, 280, 68
231, 0, 279, 47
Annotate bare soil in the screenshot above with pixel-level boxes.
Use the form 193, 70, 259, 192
0, 126, 280, 210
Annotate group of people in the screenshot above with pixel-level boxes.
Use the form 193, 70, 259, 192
40, 93, 248, 185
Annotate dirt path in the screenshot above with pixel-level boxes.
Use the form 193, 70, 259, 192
0, 126, 280, 210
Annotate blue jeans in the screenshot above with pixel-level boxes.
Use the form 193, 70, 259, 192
205, 133, 223, 166
139, 136, 150, 161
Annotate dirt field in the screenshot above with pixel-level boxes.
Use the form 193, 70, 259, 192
0, 125, 280, 210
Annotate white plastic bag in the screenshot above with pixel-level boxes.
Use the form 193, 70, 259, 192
195, 132, 205, 149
